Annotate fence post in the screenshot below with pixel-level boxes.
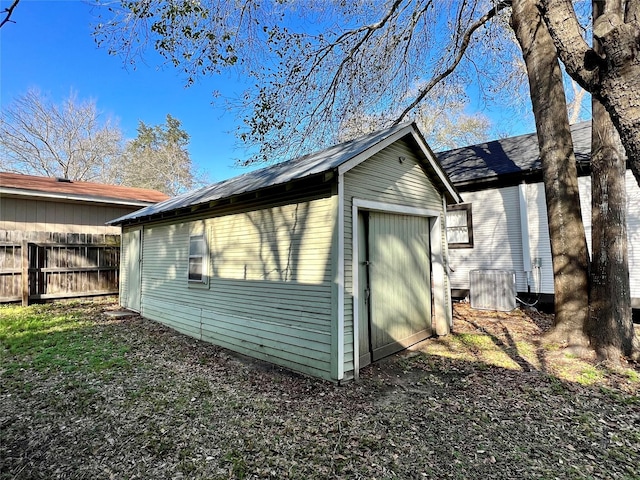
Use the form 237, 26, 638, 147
21, 239, 29, 306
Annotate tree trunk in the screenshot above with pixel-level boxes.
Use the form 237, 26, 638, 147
593, 12, 640, 187
539, 0, 640, 187
511, 0, 590, 348
588, 0, 634, 362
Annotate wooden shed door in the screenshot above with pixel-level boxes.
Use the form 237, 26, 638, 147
363, 211, 432, 362
125, 228, 142, 312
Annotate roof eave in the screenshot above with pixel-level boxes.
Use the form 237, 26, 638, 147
109, 169, 338, 227
0, 187, 159, 207
409, 128, 463, 204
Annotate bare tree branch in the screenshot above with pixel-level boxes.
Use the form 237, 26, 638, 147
303, 0, 408, 125
94, 1, 524, 162
395, 1, 511, 122
537, 0, 597, 90
0, 0, 20, 29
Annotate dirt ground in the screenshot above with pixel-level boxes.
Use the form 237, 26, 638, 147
1, 299, 639, 479
396, 302, 639, 393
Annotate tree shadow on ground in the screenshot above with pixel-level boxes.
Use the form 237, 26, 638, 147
393, 302, 640, 394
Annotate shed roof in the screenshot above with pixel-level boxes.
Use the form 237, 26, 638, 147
0, 172, 170, 206
109, 122, 461, 226
436, 121, 592, 187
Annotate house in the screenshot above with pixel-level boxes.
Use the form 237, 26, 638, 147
0, 172, 169, 303
436, 121, 640, 309
109, 122, 461, 382
0, 172, 169, 237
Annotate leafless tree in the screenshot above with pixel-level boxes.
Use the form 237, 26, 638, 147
0, 89, 123, 182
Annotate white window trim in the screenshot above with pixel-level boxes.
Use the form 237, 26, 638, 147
188, 233, 209, 286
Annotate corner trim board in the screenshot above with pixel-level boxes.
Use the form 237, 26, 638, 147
337, 174, 345, 380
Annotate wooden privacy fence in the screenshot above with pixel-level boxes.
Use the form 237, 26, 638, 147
0, 232, 120, 305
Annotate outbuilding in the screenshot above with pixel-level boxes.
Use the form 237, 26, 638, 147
110, 122, 461, 381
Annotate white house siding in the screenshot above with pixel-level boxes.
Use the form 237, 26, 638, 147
627, 173, 640, 303
448, 186, 527, 294
523, 174, 640, 299
576, 172, 640, 303
523, 183, 554, 294
450, 171, 640, 304
132, 195, 338, 380
342, 139, 450, 376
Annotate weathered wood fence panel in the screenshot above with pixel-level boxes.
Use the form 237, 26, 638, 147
0, 231, 120, 305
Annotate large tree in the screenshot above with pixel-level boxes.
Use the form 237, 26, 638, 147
0, 89, 123, 182
511, 0, 591, 350
588, 0, 635, 360
119, 114, 204, 196
511, 0, 636, 361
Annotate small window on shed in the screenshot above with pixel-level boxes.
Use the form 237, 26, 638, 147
188, 234, 207, 283
446, 204, 473, 248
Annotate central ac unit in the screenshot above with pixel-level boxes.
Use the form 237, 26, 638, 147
469, 270, 516, 312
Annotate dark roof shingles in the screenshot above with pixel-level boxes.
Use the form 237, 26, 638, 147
436, 121, 592, 184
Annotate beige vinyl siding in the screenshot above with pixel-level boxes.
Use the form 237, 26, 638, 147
136, 195, 337, 380
448, 186, 527, 292
0, 197, 134, 235
342, 139, 448, 375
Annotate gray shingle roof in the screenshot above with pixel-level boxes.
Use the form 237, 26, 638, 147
109, 122, 458, 225
436, 121, 592, 185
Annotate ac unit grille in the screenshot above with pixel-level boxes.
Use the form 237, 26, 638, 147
469, 270, 516, 312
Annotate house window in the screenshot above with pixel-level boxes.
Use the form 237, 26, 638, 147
446, 204, 473, 248
188, 234, 207, 283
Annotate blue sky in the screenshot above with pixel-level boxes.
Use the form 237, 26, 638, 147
1, 0, 255, 182
1, 1, 541, 184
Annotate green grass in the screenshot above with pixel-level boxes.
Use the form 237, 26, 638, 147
0, 302, 130, 375
576, 366, 605, 386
